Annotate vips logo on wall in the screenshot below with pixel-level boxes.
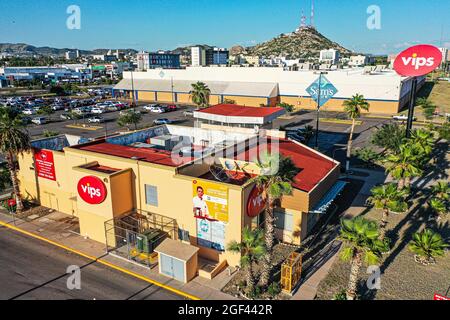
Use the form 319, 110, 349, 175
434, 293, 450, 300
192, 180, 229, 223
247, 186, 267, 218
77, 176, 107, 205
394, 45, 443, 77
34, 149, 56, 181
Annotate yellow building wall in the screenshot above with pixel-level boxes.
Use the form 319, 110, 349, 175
138, 91, 156, 101
280, 96, 400, 114
177, 93, 191, 104
209, 95, 221, 105
223, 96, 267, 107
156, 92, 174, 102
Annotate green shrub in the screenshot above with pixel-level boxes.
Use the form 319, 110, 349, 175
267, 282, 281, 298
333, 289, 347, 300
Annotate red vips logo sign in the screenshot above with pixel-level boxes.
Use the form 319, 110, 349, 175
34, 149, 56, 181
394, 45, 442, 77
77, 176, 107, 205
247, 186, 267, 218
434, 293, 450, 300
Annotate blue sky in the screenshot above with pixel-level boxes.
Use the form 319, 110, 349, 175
0, 0, 449, 54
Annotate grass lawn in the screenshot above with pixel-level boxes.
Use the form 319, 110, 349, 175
404, 81, 450, 121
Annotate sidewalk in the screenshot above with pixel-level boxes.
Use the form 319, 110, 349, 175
291, 168, 387, 300
0, 210, 237, 300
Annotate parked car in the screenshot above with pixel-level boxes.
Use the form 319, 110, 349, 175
88, 116, 105, 123
142, 104, 159, 111
21, 116, 32, 124
51, 104, 64, 111
392, 115, 417, 121
22, 109, 36, 115
90, 107, 104, 114
120, 109, 141, 116
165, 104, 178, 112
60, 113, 74, 120
153, 118, 172, 125
183, 110, 194, 117
31, 117, 47, 125
149, 106, 165, 113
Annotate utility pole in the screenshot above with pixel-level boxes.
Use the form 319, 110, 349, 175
314, 71, 327, 149
406, 77, 417, 138
130, 69, 136, 110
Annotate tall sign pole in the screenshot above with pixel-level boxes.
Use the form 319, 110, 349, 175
315, 73, 322, 149
306, 72, 337, 150
393, 44, 442, 138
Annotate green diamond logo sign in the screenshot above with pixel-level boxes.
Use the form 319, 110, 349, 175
306, 76, 338, 108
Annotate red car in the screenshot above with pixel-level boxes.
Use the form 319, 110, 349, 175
166, 104, 178, 111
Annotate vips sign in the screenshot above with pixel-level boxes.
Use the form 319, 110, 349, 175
433, 293, 450, 300
34, 149, 56, 181
394, 45, 442, 77
192, 180, 228, 222
247, 186, 267, 218
77, 176, 107, 205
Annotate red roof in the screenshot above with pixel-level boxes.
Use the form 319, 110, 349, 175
197, 104, 285, 118
238, 138, 337, 192
79, 142, 194, 167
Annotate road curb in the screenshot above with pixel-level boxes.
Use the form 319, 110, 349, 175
0, 220, 200, 300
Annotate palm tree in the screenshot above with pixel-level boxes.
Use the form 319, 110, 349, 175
367, 183, 408, 240
429, 198, 448, 219
250, 152, 299, 287
343, 94, 370, 172
0, 107, 31, 212
385, 143, 422, 190
409, 229, 448, 265
339, 217, 387, 300
410, 129, 434, 157
431, 181, 449, 201
190, 82, 211, 109
227, 227, 266, 297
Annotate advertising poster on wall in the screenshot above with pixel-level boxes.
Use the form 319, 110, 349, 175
192, 180, 228, 223
197, 219, 225, 252
34, 149, 56, 181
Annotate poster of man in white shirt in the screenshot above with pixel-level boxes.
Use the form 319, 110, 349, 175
193, 186, 211, 219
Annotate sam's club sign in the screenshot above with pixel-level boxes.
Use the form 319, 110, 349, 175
306, 76, 338, 107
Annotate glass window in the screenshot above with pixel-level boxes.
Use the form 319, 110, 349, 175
178, 228, 190, 242
274, 209, 293, 232
145, 185, 158, 206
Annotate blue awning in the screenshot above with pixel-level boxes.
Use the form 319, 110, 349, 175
311, 180, 347, 214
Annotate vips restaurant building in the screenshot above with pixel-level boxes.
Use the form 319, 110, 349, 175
17, 123, 344, 282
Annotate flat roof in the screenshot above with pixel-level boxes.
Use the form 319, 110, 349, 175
78, 142, 195, 167
194, 104, 286, 125
155, 238, 199, 262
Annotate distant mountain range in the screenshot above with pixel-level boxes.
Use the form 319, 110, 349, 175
1, 27, 352, 60
0, 43, 138, 56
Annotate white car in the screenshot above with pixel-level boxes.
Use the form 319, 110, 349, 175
91, 107, 104, 114
149, 106, 165, 113
392, 115, 417, 121
31, 117, 47, 125
22, 109, 36, 115
143, 104, 158, 111
88, 116, 104, 123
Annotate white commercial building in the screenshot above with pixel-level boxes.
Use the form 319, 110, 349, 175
191, 47, 206, 67
319, 49, 340, 65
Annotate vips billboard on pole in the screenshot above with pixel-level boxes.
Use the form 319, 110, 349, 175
394, 44, 443, 77
192, 180, 228, 223
77, 176, 107, 205
34, 149, 56, 181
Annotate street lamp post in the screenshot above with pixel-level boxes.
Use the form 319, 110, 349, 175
130, 69, 136, 110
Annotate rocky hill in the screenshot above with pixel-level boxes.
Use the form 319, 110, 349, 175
246, 26, 351, 59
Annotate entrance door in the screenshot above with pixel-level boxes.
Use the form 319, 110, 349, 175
160, 254, 185, 282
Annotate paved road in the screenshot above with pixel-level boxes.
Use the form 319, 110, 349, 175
0, 227, 184, 300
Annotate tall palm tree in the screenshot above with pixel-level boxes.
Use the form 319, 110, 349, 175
409, 229, 448, 265
0, 107, 31, 212
250, 152, 299, 287
227, 227, 266, 297
190, 82, 211, 109
367, 183, 408, 240
339, 217, 387, 300
343, 94, 370, 172
385, 143, 422, 190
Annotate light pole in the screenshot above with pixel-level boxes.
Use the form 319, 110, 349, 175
130, 69, 136, 110
405, 76, 417, 138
